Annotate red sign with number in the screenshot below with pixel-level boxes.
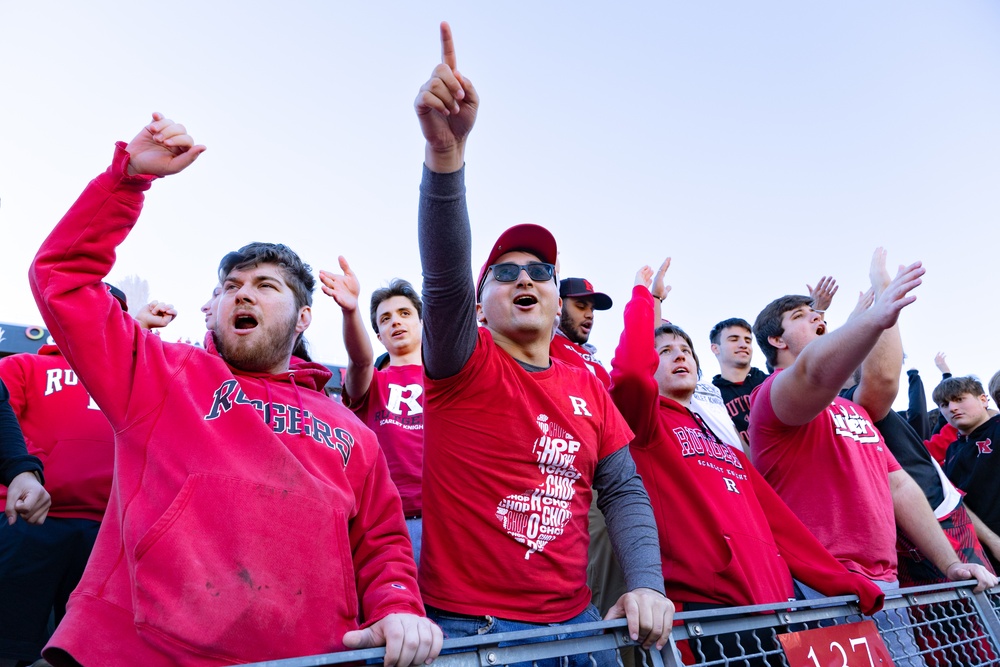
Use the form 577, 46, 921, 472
778, 620, 895, 666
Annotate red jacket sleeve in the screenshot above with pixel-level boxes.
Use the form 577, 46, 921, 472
749, 466, 884, 614
28, 143, 157, 428
609, 285, 664, 448
350, 445, 426, 625
925, 423, 958, 465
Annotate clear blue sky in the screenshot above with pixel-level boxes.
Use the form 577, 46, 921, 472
2, 2, 999, 404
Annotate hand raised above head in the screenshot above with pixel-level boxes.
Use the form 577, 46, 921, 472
415, 22, 479, 173
634, 265, 653, 289
319, 256, 361, 313
807, 275, 838, 312
651, 257, 672, 301
126, 112, 206, 177
867, 260, 924, 330
136, 300, 178, 330
868, 247, 891, 294
934, 351, 950, 374
847, 287, 874, 321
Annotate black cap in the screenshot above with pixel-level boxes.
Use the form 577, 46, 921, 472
105, 283, 128, 312
559, 278, 612, 310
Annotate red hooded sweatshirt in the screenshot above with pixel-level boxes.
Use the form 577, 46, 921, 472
0, 345, 114, 520
609, 285, 883, 613
29, 143, 424, 667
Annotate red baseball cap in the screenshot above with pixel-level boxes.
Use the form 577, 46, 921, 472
476, 224, 558, 300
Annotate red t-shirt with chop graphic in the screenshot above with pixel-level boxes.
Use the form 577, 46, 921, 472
420, 328, 633, 622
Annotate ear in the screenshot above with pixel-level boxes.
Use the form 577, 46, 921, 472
476, 302, 486, 325
296, 306, 312, 334
710, 343, 720, 356
768, 335, 787, 351
980, 394, 990, 409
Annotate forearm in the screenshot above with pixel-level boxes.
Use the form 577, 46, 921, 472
594, 448, 665, 594
425, 142, 465, 174
892, 471, 961, 573
772, 310, 885, 425
418, 165, 478, 379
341, 307, 375, 400
609, 287, 662, 436
352, 452, 425, 622
906, 370, 930, 440
854, 324, 903, 420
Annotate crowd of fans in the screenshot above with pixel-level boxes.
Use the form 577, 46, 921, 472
1, 21, 999, 667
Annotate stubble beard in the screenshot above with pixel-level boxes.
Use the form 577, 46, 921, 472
559, 310, 590, 345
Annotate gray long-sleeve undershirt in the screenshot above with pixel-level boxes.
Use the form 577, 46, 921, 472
418, 165, 664, 595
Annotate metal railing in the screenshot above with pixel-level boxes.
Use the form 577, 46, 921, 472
245, 582, 1000, 667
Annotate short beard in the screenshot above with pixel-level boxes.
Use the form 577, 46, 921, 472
214, 318, 298, 373
559, 310, 590, 345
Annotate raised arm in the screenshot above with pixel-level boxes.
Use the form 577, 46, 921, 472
648, 258, 671, 326
935, 352, 952, 378
769, 257, 923, 426
807, 275, 839, 314
415, 22, 478, 174
29, 114, 205, 426
851, 248, 904, 420
416, 23, 482, 379
320, 257, 375, 400
134, 300, 178, 331
905, 368, 931, 441
609, 270, 666, 442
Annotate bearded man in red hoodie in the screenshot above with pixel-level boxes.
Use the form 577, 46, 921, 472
29, 114, 440, 667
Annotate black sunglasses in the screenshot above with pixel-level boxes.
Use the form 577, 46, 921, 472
488, 262, 556, 283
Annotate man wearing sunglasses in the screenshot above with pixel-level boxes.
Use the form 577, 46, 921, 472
413, 22, 674, 661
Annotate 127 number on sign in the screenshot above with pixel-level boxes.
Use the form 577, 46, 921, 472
778, 620, 895, 666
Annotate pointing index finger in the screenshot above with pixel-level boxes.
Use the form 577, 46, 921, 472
440, 21, 457, 70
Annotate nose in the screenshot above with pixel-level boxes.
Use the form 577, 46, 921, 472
234, 284, 255, 303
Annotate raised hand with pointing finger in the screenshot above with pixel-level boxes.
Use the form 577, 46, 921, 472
415, 22, 479, 173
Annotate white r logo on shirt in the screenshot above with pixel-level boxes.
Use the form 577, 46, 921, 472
569, 396, 591, 417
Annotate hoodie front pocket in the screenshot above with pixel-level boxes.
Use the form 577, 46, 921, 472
133, 474, 357, 662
